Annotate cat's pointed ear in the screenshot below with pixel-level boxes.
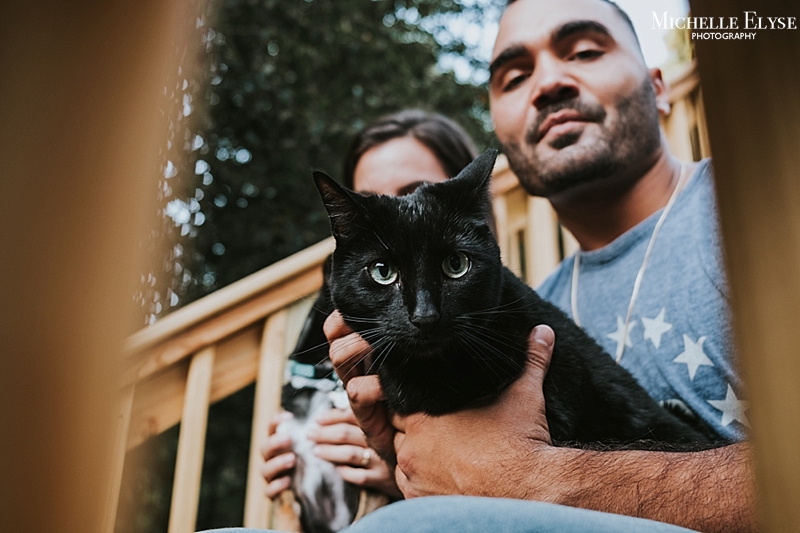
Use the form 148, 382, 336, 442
451, 148, 498, 217
313, 170, 362, 241
454, 148, 498, 191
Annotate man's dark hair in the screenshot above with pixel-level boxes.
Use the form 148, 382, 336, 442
342, 110, 478, 189
506, 0, 640, 45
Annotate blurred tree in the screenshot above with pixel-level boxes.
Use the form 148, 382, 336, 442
661, 11, 696, 79
121, 1, 500, 531
161, 0, 498, 316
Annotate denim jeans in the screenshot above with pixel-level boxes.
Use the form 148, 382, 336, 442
200, 495, 699, 533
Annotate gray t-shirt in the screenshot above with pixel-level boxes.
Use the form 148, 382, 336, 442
537, 159, 746, 441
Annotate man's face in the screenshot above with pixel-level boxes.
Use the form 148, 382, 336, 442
489, 0, 664, 197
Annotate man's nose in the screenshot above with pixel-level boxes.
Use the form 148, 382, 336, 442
531, 55, 579, 110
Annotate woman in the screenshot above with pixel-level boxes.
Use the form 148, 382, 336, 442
262, 109, 479, 502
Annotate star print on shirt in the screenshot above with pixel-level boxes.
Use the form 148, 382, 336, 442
642, 308, 673, 349
607, 316, 637, 355
673, 335, 715, 380
708, 384, 750, 428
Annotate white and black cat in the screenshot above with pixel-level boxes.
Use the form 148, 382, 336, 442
282, 149, 723, 532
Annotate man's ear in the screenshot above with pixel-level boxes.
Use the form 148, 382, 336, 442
312, 170, 363, 241
650, 67, 671, 117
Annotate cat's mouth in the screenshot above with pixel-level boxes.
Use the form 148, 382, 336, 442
398, 334, 449, 357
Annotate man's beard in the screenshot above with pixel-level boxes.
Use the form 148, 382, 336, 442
502, 77, 662, 197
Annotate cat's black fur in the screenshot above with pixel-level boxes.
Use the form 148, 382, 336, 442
313, 148, 722, 447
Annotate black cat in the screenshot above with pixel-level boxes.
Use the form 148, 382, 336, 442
282, 149, 722, 533
311, 148, 721, 446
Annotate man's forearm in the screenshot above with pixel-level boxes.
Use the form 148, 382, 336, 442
524, 442, 756, 533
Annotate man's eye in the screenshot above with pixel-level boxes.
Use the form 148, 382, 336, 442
503, 72, 529, 91
573, 49, 603, 60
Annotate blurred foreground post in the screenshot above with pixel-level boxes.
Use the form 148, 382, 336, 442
0, 1, 193, 531
691, 0, 800, 530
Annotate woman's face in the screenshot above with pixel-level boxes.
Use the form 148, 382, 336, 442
353, 136, 450, 196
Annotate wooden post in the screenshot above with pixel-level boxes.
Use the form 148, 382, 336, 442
0, 1, 188, 533
525, 196, 561, 287
168, 346, 216, 533
101, 386, 136, 533
244, 298, 314, 529
244, 311, 289, 528
690, 0, 800, 530
493, 195, 511, 266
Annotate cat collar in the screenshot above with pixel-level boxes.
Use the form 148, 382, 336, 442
285, 360, 342, 393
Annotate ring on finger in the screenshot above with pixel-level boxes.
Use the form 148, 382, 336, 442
360, 448, 371, 467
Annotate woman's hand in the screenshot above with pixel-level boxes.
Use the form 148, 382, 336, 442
260, 411, 296, 500
310, 406, 402, 498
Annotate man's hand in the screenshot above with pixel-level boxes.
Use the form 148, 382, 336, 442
324, 310, 397, 462
392, 325, 557, 498
324, 311, 756, 532
324, 309, 557, 495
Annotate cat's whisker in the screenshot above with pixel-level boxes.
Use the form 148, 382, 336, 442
288, 340, 333, 359
460, 295, 539, 318
364, 340, 394, 376
453, 326, 524, 376
452, 319, 526, 360
453, 333, 506, 383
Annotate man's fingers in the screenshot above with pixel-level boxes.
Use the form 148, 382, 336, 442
518, 324, 555, 444
323, 309, 352, 341
346, 376, 394, 461
394, 465, 415, 498
526, 324, 555, 378
347, 375, 386, 406
328, 333, 372, 386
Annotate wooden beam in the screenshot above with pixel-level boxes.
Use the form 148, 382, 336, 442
127, 322, 262, 450
125, 238, 334, 356
690, 1, 800, 530
168, 346, 215, 533
124, 266, 323, 386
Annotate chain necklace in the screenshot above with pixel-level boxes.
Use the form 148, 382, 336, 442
570, 163, 690, 364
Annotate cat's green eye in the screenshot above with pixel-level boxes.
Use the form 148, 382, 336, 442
442, 252, 470, 279
369, 261, 398, 285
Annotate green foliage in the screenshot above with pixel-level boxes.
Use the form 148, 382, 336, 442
171, 0, 496, 310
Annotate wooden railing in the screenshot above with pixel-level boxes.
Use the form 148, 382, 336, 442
110, 63, 708, 533
115, 238, 332, 532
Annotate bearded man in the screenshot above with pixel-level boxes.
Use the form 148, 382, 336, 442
324, 1, 756, 532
